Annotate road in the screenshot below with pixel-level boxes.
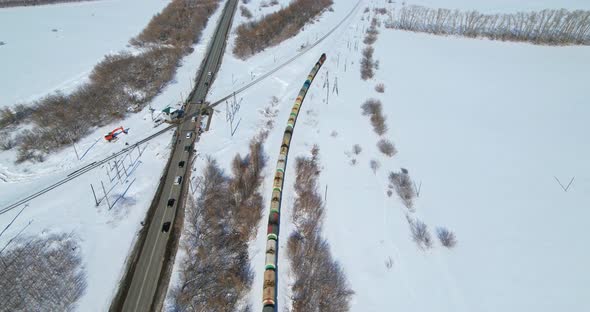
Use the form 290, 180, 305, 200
119, 1, 238, 311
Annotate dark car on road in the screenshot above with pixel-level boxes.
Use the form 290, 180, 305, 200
162, 222, 171, 233
167, 199, 175, 207
178, 161, 185, 168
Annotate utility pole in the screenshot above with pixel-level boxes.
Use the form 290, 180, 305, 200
90, 184, 99, 206
101, 180, 112, 210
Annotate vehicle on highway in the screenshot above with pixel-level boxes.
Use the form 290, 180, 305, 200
184, 145, 191, 152
167, 199, 175, 207
174, 176, 182, 185
191, 116, 197, 122
197, 99, 203, 105
186, 132, 192, 139
208, 71, 212, 76
178, 161, 185, 168
162, 222, 171, 233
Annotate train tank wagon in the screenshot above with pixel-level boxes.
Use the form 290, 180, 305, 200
261, 53, 326, 312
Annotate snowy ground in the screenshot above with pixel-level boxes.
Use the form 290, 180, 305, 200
2, 0, 589, 310
0, 3, 226, 310
0, 0, 168, 106
169, 0, 590, 311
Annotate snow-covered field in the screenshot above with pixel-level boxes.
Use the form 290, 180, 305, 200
0, 2, 227, 310
2, 0, 589, 310
0, 0, 168, 106
171, 0, 590, 311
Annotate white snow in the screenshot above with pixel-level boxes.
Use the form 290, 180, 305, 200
170, 0, 590, 311
0, 2, 227, 310
0, 0, 168, 106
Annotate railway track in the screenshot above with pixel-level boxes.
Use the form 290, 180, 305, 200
0, 0, 362, 216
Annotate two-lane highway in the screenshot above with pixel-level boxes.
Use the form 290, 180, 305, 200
119, 1, 238, 311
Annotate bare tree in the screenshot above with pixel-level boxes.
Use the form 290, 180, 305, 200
407, 217, 433, 249
234, 0, 334, 58
0, 233, 86, 310
370, 159, 380, 174
288, 148, 354, 312
375, 83, 385, 93
436, 227, 457, 248
352, 144, 362, 155
361, 98, 387, 135
389, 168, 415, 209
386, 5, 590, 46
377, 139, 397, 157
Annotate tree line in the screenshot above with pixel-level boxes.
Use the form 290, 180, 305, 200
0, 0, 95, 8
1, 0, 221, 163
0, 233, 86, 310
233, 0, 333, 58
288, 147, 354, 311
170, 135, 267, 311
385, 5, 590, 45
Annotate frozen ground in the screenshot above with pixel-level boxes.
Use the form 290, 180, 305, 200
170, 0, 590, 311
0, 0, 168, 106
0, 3, 226, 310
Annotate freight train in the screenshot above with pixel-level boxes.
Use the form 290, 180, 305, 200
262, 53, 327, 312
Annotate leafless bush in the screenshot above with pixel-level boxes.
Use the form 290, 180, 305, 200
174, 135, 267, 310
385, 256, 393, 269
361, 98, 387, 135
0, 0, 95, 8
387, 5, 590, 46
364, 18, 380, 44
389, 168, 415, 209
374, 7, 388, 15
436, 227, 457, 248
0, 233, 86, 310
352, 144, 362, 155
407, 217, 433, 249
131, 0, 221, 49
7, 0, 221, 161
377, 139, 396, 157
360, 46, 375, 80
0, 135, 15, 150
330, 130, 338, 137
0, 104, 33, 129
240, 5, 253, 19
370, 159, 380, 174
288, 148, 354, 312
375, 83, 385, 93
234, 0, 334, 58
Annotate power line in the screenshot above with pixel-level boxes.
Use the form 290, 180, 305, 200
0, 1, 363, 215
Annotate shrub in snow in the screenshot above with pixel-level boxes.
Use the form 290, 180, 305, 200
361, 98, 388, 135
389, 168, 415, 209
407, 217, 433, 249
437, 227, 457, 248
377, 139, 397, 157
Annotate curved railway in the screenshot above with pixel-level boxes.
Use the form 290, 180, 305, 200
262, 53, 327, 312
0, 1, 361, 216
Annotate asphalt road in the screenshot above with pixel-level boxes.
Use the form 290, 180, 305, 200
120, 1, 238, 311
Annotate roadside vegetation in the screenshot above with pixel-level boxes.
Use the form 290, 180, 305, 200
385, 5, 590, 46
0, 233, 86, 310
288, 146, 354, 311
233, 0, 333, 58
171, 135, 266, 311
1, 0, 221, 163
